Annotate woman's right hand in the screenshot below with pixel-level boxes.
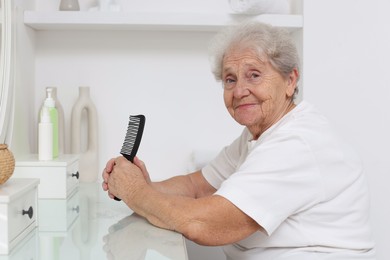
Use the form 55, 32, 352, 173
102, 158, 116, 199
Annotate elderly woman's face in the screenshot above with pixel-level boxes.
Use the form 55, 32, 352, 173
222, 48, 297, 138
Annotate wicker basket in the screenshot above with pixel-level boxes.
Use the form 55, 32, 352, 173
0, 144, 15, 185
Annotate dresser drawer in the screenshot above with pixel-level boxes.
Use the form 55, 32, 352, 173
0, 228, 38, 260
13, 154, 79, 199
0, 179, 39, 255
7, 189, 36, 242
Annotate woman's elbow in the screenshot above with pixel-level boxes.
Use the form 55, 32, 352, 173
180, 221, 230, 246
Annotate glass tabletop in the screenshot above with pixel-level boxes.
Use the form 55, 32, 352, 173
1, 183, 187, 260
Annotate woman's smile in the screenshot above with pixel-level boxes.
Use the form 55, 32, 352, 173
234, 102, 259, 111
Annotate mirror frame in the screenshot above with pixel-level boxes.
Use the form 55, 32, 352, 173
0, 0, 15, 145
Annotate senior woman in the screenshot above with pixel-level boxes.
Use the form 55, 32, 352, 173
102, 21, 375, 259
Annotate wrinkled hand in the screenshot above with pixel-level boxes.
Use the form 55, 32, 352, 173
102, 158, 116, 199
101, 156, 151, 201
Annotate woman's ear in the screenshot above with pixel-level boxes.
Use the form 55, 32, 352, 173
286, 68, 299, 98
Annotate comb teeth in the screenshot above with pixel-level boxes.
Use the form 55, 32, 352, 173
120, 115, 145, 162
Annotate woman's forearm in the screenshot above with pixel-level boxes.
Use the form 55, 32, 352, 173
151, 174, 197, 198
122, 184, 260, 246
150, 170, 216, 198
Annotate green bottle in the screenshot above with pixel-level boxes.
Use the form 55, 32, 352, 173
43, 87, 59, 158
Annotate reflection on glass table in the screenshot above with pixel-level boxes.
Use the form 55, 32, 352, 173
103, 214, 187, 260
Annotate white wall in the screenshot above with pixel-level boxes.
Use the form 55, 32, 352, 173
303, 0, 390, 259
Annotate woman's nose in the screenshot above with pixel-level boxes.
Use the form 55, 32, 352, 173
233, 79, 250, 98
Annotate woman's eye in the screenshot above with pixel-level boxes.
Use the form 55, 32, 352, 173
224, 77, 236, 84
226, 78, 235, 83
223, 77, 236, 90
250, 72, 260, 79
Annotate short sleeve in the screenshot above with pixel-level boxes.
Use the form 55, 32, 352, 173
202, 129, 251, 189
215, 132, 322, 236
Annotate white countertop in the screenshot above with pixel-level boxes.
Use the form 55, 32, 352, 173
1, 182, 188, 260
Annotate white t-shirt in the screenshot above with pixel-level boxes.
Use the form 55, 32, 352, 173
202, 101, 375, 259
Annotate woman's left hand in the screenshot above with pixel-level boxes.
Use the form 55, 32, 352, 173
106, 156, 149, 202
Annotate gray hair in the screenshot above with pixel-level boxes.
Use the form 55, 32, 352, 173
208, 21, 300, 97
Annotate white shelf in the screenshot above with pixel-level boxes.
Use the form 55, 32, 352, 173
24, 11, 303, 32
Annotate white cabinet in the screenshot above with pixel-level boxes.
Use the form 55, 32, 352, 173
12, 154, 79, 199
0, 179, 39, 255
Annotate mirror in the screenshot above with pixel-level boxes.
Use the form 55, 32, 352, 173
0, 0, 15, 145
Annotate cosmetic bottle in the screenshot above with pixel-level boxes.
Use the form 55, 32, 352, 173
43, 87, 59, 158
39, 107, 53, 161
39, 87, 65, 155
49, 87, 65, 155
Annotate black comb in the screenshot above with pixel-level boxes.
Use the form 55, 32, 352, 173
120, 114, 145, 162
114, 114, 146, 201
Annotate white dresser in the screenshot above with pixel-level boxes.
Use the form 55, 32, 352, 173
0, 178, 39, 255
12, 154, 79, 199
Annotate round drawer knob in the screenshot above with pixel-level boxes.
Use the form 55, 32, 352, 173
72, 171, 79, 179
22, 206, 33, 219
